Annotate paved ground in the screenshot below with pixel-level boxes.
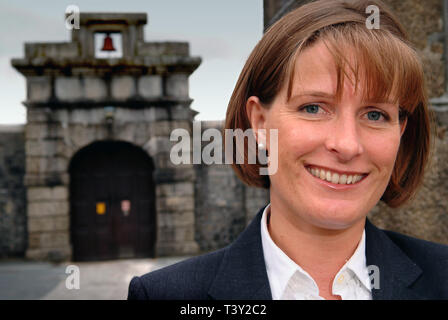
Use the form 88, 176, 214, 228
0, 256, 189, 300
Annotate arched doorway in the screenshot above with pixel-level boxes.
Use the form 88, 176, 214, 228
69, 140, 156, 261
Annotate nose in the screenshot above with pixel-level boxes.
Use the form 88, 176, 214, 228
324, 114, 364, 162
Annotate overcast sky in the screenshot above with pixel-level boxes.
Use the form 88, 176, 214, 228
0, 0, 263, 124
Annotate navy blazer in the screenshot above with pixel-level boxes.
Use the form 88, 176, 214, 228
128, 206, 448, 300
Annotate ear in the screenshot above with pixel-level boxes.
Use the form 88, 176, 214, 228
246, 96, 268, 145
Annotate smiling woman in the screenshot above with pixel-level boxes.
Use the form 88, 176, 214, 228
128, 0, 448, 300
247, 36, 408, 218
229, 4, 429, 210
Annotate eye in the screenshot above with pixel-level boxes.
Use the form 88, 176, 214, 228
301, 104, 321, 114
366, 110, 387, 121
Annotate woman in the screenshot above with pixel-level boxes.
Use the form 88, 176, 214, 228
128, 0, 448, 300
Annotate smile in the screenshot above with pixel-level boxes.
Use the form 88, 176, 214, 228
305, 165, 368, 185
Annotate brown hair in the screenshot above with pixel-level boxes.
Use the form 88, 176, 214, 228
224, 0, 433, 208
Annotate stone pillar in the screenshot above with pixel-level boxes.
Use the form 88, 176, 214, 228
147, 104, 200, 256
0, 125, 27, 257
263, 0, 310, 31
430, 0, 448, 126
156, 181, 198, 255
26, 186, 71, 261
23, 108, 71, 261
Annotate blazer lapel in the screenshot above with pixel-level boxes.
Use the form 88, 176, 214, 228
365, 219, 423, 299
208, 206, 272, 300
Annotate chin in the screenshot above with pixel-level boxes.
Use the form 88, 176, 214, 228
305, 201, 367, 230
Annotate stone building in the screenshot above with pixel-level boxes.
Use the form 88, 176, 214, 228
1, 12, 268, 261
1, 1, 448, 262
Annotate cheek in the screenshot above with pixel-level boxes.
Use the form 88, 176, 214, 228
275, 123, 322, 159
364, 131, 402, 172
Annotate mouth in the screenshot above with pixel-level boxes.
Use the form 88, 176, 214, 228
305, 164, 368, 186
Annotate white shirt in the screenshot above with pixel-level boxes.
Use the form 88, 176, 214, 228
260, 203, 372, 300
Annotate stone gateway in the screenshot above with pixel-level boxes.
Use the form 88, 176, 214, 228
4, 12, 268, 261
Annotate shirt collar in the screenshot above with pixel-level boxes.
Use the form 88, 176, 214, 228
342, 227, 371, 292
261, 203, 302, 298
260, 203, 371, 299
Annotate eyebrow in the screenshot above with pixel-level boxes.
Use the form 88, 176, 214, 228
289, 90, 396, 105
288, 91, 335, 101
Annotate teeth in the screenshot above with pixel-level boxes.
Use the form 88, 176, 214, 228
306, 167, 364, 185
320, 170, 325, 180
331, 173, 339, 184
347, 175, 353, 184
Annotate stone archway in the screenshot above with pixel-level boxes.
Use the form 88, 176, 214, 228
69, 140, 156, 261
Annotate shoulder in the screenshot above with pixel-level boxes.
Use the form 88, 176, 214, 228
127, 247, 227, 300
367, 221, 448, 298
382, 229, 448, 295
383, 229, 448, 266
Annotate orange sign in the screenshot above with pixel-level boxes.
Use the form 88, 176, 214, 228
96, 202, 106, 215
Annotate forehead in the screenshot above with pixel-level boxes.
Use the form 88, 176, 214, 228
285, 39, 398, 105
293, 41, 339, 95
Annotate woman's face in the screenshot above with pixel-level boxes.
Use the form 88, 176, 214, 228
249, 41, 406, 230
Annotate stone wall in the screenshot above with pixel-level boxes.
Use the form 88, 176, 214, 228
383, 0, 444, 98
0, 125, 26, 257
194, 121, 269, 252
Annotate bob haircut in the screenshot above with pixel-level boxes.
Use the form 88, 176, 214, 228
224, 0, 433, 208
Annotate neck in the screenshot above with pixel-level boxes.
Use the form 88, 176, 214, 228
267, 198, 366, 282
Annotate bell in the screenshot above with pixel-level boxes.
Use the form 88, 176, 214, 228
101, 33, 115, 52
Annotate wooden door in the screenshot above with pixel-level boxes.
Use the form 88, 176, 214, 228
69, 141, 156, 261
